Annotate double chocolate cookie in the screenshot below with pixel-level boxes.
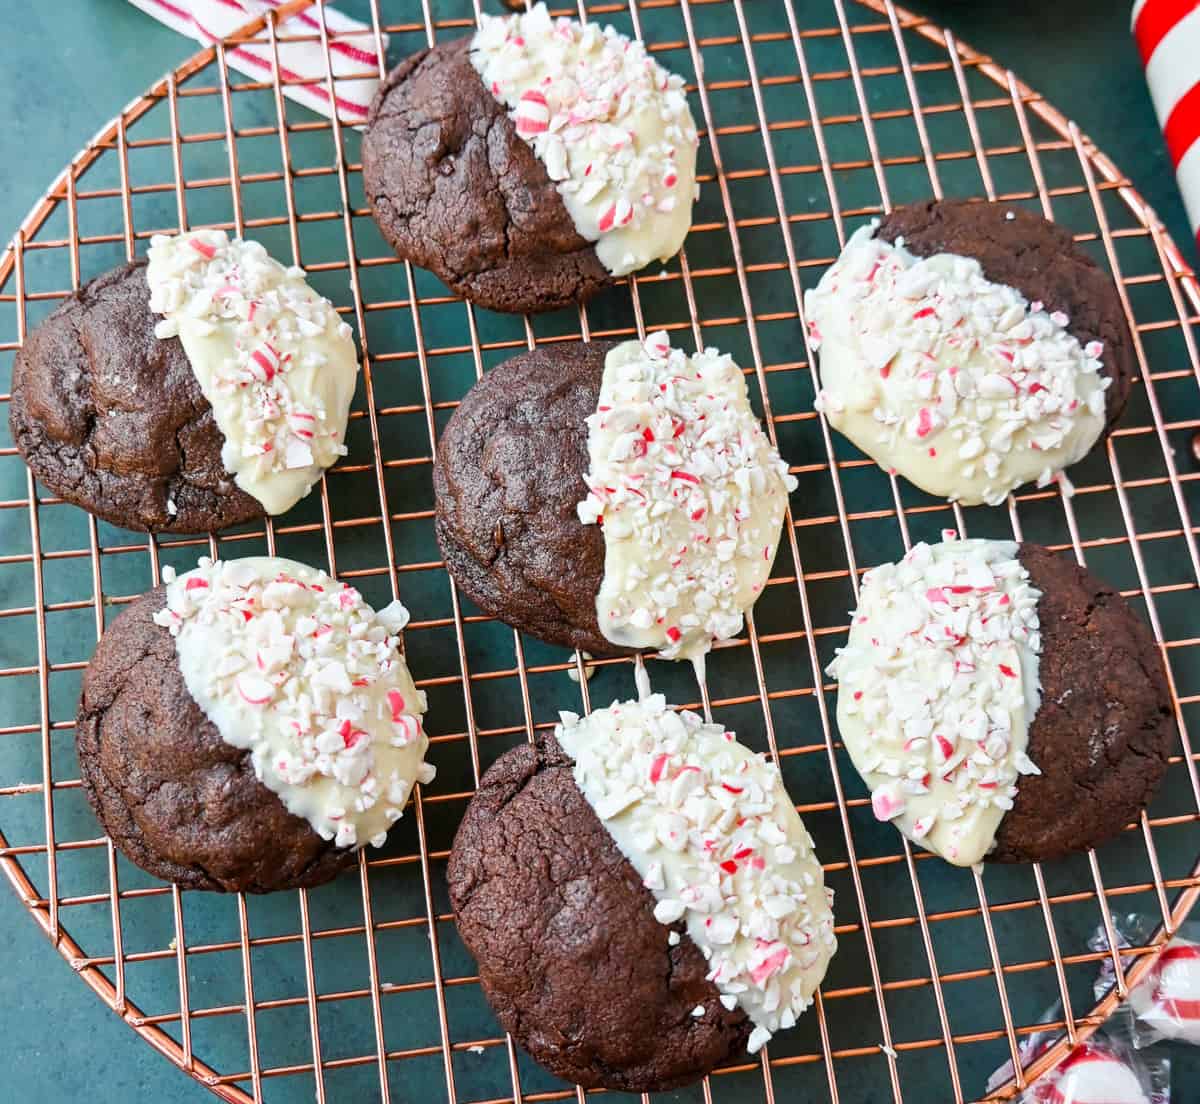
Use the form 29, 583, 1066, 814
828, 538, 1173, 865
11, 261, 263, 533
448, 696, 836, 1091
12, 230, 357, 533
362, 4, 698, 314
434, 335, 795, 660
77, 557, 434, 893
805, 198, 1134, 505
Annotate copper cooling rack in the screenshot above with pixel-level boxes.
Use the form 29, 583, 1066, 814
1, 1, 1199, 1101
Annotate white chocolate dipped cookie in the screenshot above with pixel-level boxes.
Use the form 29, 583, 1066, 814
447, 695, 835, 1090
828, 536, 1173, 866
10, 232, 357, 534
76, 556, 434, 892
362, 3, 699, 314
433, 337, 795, 664
804, 200, 1132, 506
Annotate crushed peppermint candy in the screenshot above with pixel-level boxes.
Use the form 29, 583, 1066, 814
577, 336, 797, 661
146, 230, 358, 516
470, 3, 698, 276
555, 695, 836, 1049
153, 556, 434, 850
827, 537, 1042, 866
804, 223, 1110, 507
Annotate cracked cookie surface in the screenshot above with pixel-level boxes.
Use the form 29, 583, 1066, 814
76, 588, 354, 893
991, 544, 1174, 862
361, 36, 612, 314
9, 261, 263, 534
433, 340, 627, 656
447, 735, 751, 1091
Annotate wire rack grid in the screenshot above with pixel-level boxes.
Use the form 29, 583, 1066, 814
1, 1, 1199, 1101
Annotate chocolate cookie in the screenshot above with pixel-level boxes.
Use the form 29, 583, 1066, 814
447, 736, 751, 1091
805, 198, 1134, 506
10, 261, 264, 533
990, 544, 1173, 863
829, 538, 1173, 865
449, 693, 836, 1091
433, 341, 615, 655
77, 588, 352, 893
876, 199, 1133, 422
77, 556, 434, 893
362, 6, 699, 315
363, 38, 610, 314
435, 335, 796, 660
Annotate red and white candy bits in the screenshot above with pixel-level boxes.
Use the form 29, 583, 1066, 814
153, 557, 435, 850
577, 335, 797, 662
470, 2, 699, 276
555, 694, 837, 1053
805, 223, 1110, 506
146, 230, 358, 516
828, 536, 1042, 866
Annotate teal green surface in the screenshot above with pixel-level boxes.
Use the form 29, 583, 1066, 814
1, 2, 1199, 1102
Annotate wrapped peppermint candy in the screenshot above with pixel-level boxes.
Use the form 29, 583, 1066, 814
986, 998, 1169, 1103
1093, 914, 1200, 1048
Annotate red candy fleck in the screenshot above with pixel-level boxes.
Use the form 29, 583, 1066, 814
999, 664, 1017, 679
719, 860, 738, 874
185, 577, 209, 591
188, 237, 216, 259
387, 689, 407, 722
665, 626, 682, 644
648, 752, 670, 784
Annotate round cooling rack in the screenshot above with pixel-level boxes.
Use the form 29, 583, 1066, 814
1, 1, 1199, 1101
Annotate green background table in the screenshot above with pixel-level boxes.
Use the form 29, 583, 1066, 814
0, 1, 1194, 1100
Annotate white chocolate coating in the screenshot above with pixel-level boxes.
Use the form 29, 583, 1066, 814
577, 335, 796, 660
153, 557, 434, 850
828, 537, 1042, 866
556, 695, 836, 1052
804, 224, 1110, 506
470, 3, 698, 277
147, 230, 357, 516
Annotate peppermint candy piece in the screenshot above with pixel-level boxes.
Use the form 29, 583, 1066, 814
555, 694, 837, 1050
470, 2, 699, 277
153, 556, 434, 850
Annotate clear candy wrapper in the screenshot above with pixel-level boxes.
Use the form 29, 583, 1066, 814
986, 998, 1169, 1103
1092, 913, 1200, 1048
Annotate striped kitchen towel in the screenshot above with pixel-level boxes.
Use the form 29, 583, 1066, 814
127, 0, 388, 126
1134, 0, 1200, 247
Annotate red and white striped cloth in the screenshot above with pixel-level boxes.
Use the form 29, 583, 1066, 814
1135, 0, 1200, 248
127, 0, 388, 126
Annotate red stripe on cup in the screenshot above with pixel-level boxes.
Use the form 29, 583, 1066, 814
1164, 79, 1200, 164
1135, 0, 1200, 65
